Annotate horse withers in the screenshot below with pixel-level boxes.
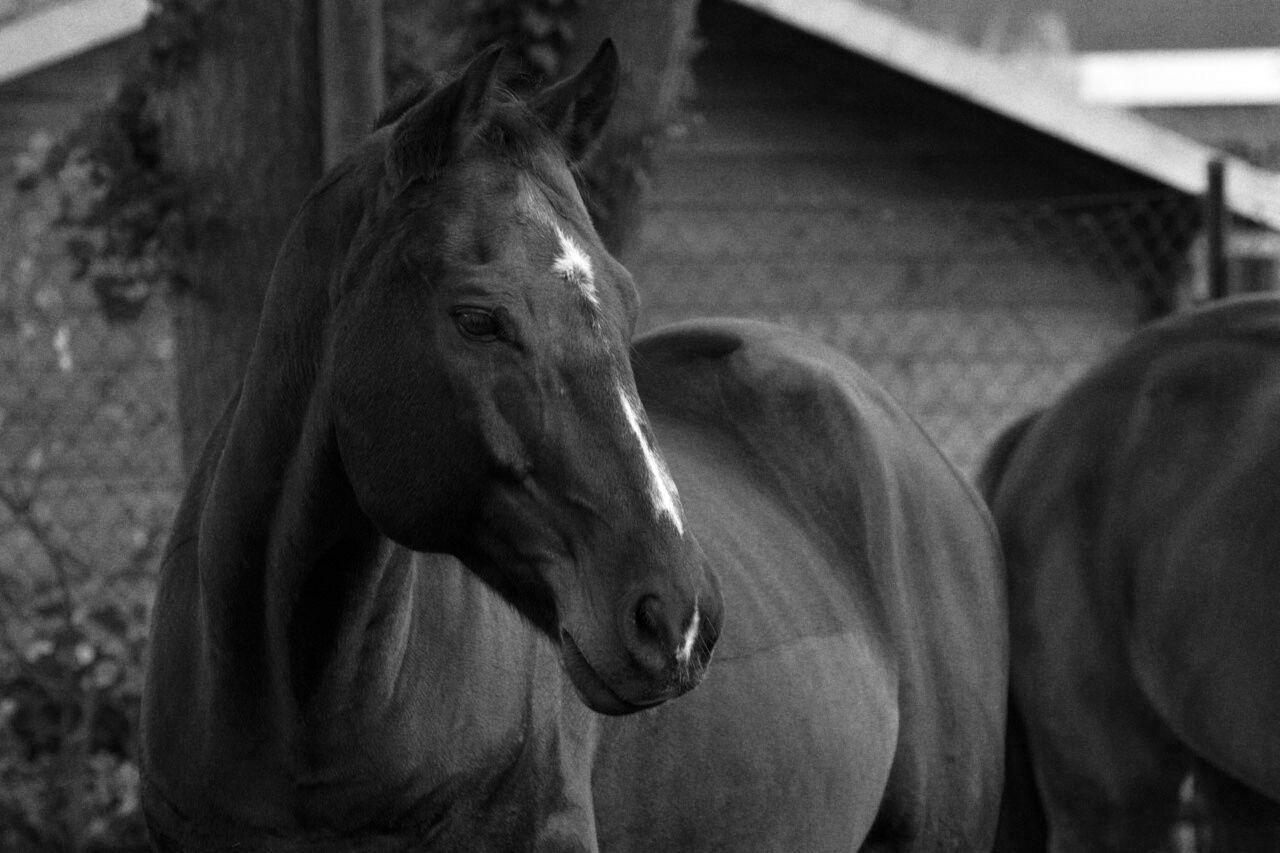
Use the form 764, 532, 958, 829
982, 294, 1280, 852
142, 42, 1007, 850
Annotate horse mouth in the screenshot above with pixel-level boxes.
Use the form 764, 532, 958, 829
559, 630, 665, 716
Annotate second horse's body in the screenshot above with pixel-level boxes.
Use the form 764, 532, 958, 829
984, 295, 1280, 851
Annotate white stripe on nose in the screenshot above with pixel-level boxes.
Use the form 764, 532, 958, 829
552, 224, 599, 308
676, 604, 700, 666
617, 387, 684, 536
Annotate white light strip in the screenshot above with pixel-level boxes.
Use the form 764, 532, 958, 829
1077, 49, 1280, 107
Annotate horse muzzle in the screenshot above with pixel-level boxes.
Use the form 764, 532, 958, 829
559, 590, 721, 716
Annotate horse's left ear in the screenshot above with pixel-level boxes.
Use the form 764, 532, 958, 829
532, 40, 620, 163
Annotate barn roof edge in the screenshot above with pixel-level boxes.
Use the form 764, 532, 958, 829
729, 0, 1280, 231
0, 0, 148, 86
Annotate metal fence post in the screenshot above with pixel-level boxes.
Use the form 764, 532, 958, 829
1204, 158, 1229, 300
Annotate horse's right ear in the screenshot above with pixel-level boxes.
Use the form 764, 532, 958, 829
531, 39, 620, 164
386, 44, 505, 188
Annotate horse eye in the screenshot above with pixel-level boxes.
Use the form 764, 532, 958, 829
452, 309, 501, 342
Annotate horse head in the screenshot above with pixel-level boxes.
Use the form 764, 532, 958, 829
323, 43, 722, 714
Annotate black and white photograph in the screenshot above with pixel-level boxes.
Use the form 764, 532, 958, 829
0, 0, 1277, 849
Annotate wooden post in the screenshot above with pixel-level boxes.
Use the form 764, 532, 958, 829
158, 1, 325, 472
1204, 157, 1229, 300
319, 0, 385, 169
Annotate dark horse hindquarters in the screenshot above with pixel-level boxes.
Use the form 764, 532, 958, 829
984, 294, 1280, 852
140, 42, 1007, 851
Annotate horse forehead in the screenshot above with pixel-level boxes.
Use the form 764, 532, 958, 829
514, 173, 558, 227
507, 173, 603, 306
430, 165, 627, 324
511, 173, 587, 247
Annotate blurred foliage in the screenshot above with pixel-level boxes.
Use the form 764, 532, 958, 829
2, 165, 177, 851
142, 0, 224, 77
23, 81, 186, 323
31, 0, 585, 330
0, 569, 153, 852
472, 0, 581, 81
384, 0, 581, 97
14, 0, 231, 328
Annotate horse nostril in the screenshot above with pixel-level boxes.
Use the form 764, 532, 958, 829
632, 594, 668, 647
629, 594, 707, 670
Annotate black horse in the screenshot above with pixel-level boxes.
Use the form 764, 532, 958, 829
142, 43, 1007, 850
983, 294, 1280, 851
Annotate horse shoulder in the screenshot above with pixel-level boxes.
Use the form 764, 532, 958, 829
632, 318, 1007, 848
634, 317, 1002, 647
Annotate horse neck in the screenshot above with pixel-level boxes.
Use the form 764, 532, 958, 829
192, 161, 412, 726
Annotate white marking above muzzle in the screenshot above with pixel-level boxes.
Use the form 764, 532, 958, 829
617, 387, 685, 536
676, 604, 700, 666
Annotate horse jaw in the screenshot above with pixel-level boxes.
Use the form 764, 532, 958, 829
558, 630, 666, 716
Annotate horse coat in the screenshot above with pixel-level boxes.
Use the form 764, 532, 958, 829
982, 294, 1280, 852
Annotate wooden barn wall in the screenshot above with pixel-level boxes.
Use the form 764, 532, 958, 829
0, 35, 138, 162
624, 0, 1165, 476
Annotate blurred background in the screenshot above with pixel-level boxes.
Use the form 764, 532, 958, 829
0, 0, 1276, 848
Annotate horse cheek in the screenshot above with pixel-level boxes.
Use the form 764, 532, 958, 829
331, 328, 486, 552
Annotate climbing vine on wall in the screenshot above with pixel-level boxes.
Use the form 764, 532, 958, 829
24, 0, 229, 322
471, 0, 581, 82
33, 0, 674, 322
33, 83, 181, 322
143, 0, 225, 76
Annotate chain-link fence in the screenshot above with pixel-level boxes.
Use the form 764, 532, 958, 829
632, 189, 1231, 476
1, 178, 174, 849
0, 187, 1243, 588
0, 168, 1273, 845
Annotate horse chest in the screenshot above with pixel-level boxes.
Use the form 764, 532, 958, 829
593, 632, 898, 851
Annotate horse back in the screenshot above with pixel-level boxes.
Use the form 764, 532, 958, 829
632, 318, 1004, 671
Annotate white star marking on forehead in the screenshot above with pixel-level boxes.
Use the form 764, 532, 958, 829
617, 386, 684, 536
551, 224, 600, 309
